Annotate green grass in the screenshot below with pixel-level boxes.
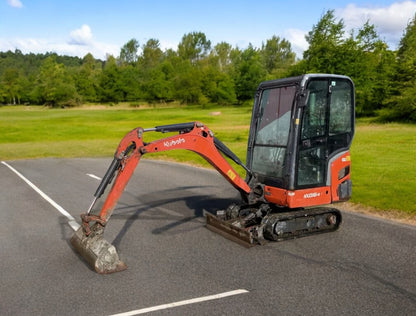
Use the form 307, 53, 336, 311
350, 121, 416, 214
0, 105, 252, 174
1, 105, 415, 215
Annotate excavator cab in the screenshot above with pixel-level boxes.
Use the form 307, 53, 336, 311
71, 74, 355, 273
247, 74, 355, 207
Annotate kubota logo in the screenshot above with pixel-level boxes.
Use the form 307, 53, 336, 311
164, 138, 185, 147
304, 192, 321, 199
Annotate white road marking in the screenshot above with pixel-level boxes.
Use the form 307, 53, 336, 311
86, 173, 102, 180
1, 161, 80, 231
108, 289, 249, 316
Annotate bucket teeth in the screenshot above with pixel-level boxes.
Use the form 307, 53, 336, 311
70, 226, 127, 274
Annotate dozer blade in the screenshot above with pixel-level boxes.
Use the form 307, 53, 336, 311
206, 213, 256, 247
70, 226, 127, 274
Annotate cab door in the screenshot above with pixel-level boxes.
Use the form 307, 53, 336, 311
296, 78, 354, 189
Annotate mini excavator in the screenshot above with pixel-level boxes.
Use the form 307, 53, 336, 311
71, 74, 355, 273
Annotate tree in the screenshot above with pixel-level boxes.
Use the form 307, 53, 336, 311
119, 39, 139, 65
173, 32, 212, 104
201, 53, 237, 104
1, 68, 21, 104
303, 10, 345, 73
212, 42, 233, 71
381, 14, 416, 122
202, 66, 237, 104
138, 39, 174, 102
141, 62, 174, 103
348, 22, 395, 116
119, 64, 141, 101
74, 53, 102, 102
173, 60, 205, 104
291, 11, 394, 117
261, 35, 295, 78
232, 45, 266, 102
98, 55, 123, 103
140, 38, 163, 68
33, 56, 79, 107
177, 32, 211, 63
1, 24, 411, 113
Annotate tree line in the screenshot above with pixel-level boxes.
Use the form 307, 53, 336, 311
1, 10, 415, 122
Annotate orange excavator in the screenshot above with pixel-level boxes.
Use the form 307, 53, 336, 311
71, 74, 355, 273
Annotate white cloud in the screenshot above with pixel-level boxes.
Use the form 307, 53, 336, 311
336, 1, 416, 49
69, 24, 93, 46
0, 25, 119, 60
285, 28, 309, 59
0, 37, 119, 60
159, 39, 178, 51
7, 0, 23, 8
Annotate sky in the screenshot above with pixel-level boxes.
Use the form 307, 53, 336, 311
1, 0, 416, 60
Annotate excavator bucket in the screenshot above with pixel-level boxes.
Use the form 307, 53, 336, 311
70, 224, 127, 274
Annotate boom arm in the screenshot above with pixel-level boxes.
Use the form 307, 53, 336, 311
83, 122, 253, 229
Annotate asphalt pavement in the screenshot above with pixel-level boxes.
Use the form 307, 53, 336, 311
1, 158, 415, 315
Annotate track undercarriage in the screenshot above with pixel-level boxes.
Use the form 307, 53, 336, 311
206, 203, 342, 247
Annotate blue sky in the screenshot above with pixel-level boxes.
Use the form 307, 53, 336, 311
1, 0, 415, 59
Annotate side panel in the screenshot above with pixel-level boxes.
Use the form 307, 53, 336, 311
264, 185, 331, 208
286, 187, 332, 208
329, 150, 352, 202
264, 150, 352, 208
263, 186, 288, 206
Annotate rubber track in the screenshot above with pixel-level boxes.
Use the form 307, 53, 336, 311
263, 207, 342, 241
206, 207, 342, 246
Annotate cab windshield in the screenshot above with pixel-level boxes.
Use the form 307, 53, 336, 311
251, 85, 296, 179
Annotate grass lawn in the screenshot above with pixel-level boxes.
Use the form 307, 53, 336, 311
350, 121, 416, 215
1, 104, 415, 217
